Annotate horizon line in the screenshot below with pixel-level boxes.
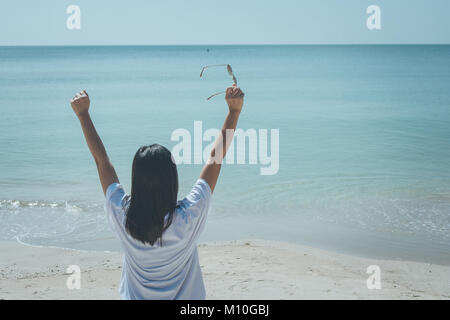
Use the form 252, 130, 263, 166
1, 43, 449, 47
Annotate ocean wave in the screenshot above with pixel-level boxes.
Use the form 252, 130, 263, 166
0, 199, 104, 213
1, 199, 77, 210
1, 194, 449, 252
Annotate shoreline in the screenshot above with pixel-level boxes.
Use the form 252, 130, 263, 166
1, 239, 449, 299
11, 213, 450, 266
11, 235, 450, 267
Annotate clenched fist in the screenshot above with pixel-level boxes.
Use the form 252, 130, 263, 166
225, 85, 244, 113
70, 90, 90, 117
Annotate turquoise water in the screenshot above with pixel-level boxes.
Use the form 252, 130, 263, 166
1, 45, 449, 263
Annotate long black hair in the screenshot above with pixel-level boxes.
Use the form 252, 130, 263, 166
125, 144, 179, 246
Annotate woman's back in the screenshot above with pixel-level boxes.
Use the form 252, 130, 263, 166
106, 179, 212, 299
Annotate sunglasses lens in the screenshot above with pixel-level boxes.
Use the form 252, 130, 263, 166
227, 64, 233, 75
201, 64, 236, 99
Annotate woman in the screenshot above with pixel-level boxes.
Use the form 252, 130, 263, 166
70, 85, 244, 299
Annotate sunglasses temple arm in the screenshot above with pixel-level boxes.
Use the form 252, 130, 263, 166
200, 64, 229, 78
206, 91, 227, 100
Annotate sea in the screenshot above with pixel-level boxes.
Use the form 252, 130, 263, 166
1, 45, 449, 264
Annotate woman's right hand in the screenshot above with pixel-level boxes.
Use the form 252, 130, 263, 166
225, 85, 244, 113
70, 90, 90, 118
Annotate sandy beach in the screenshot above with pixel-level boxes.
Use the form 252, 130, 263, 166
0, 239, 449, 300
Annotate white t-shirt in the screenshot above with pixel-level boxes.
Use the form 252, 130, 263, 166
105, 178, 212, 300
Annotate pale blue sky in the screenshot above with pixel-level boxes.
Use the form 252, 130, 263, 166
0, 0, 449, 45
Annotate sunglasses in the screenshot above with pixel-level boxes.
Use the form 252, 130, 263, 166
200, 64, 237, 100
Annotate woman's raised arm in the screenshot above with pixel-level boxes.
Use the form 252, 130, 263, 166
200, 85, 244, 192
70, 90, 119, 195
